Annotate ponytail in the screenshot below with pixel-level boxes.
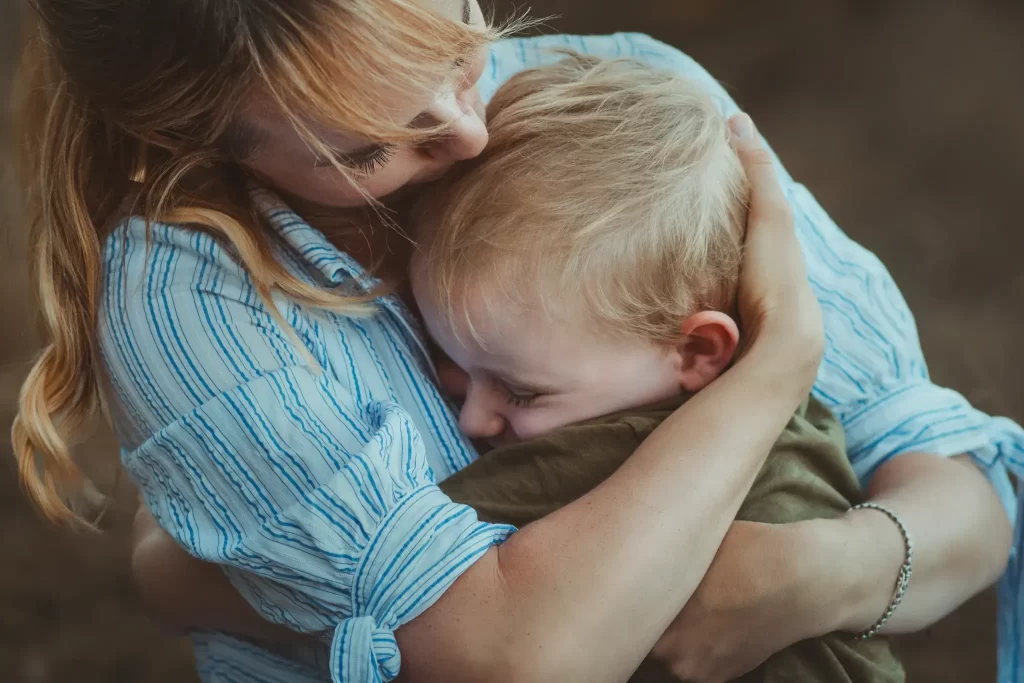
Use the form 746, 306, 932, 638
10, 26, 370, 524
10, 28, 129, 524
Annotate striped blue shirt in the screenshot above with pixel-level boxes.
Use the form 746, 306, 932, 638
98, 33, 1024, 683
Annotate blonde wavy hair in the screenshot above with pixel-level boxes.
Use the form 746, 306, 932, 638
12, 0, 513, 524
416, 54, 750, 345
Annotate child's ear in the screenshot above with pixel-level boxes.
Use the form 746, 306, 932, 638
672, 311, 740, 392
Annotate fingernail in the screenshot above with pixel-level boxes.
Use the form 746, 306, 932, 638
729, 113, 755, 141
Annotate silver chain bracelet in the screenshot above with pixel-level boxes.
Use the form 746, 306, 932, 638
850, 502, 914, 640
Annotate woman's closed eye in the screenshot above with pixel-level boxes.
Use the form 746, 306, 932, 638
315, 144, 396, 174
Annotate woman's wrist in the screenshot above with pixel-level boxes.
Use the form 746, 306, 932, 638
767, 519, 858, 640
735, 329, 822, 406
807, 511, 907, 634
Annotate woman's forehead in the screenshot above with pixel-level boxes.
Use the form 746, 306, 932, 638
239, 88, 426, 157
237, 0, 474, 155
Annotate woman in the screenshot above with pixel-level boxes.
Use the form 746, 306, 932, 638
11, 2, 1018, 683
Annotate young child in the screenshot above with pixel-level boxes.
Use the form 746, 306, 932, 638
411, 53, 905, 683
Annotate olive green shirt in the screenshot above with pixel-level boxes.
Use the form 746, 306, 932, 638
440, 395, 904, 683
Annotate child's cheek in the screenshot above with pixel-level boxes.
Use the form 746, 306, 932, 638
510, 407, 575, 442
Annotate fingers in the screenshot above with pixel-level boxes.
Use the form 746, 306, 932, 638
727, 113, 822, 368
728, 114, 792, 225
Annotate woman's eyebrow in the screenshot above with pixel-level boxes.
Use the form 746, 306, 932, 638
462, 0, 471, 24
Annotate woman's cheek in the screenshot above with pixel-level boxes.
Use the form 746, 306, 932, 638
274, 169, 364, 208
280, 149, 426, 207
359, 164, 419, 200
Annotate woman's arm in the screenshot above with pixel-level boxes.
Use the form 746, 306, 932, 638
648, 453, 1010, 682
130, 504, 309, 646
593, 37, 1014, 681
828, 451, 1011, 633
131, 337, 815, 682
129, 324, 808, 682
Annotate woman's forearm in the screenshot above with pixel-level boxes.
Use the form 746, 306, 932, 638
813, 452, 1011, 636
397, 340, 817, 683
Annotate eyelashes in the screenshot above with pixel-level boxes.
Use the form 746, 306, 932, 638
503, 388, 539, 408
347, 145, 396, 174
315, 144, 397, 174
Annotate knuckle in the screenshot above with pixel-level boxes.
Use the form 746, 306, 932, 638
754, 201, 794, 231
741, 146, 774, 168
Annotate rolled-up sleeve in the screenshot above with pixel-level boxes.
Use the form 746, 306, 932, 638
99, 219, 513, 682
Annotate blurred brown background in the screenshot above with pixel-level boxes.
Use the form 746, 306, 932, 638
1, 0, 1021, 681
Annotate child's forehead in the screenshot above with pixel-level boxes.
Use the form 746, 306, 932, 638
411, 250, 609, 374
455, 289, 591, 369
467, 326, 586, 396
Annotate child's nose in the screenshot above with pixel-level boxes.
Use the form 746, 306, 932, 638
458, 390, 506, 440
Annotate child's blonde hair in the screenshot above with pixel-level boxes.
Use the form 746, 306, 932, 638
416, 54, 749, 345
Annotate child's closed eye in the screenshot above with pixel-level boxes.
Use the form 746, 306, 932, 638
503, 386, 539, 408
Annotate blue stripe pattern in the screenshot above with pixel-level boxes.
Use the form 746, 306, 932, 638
96, 33, 1024, 683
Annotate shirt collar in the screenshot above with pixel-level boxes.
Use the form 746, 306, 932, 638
249, 184, 382, 292
248, 184, 435, 368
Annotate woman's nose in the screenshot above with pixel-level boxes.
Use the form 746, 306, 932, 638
459, 387, 506, 439
421, 87, 488, 164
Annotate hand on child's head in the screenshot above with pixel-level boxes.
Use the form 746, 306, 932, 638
728, 113, 823, 372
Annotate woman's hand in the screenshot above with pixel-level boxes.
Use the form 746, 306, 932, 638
644, 118, 826, 683
650, 456, 1013, 683
642, 117, 829, 682
727, 114, 823, 387
650, 521, 834, 683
